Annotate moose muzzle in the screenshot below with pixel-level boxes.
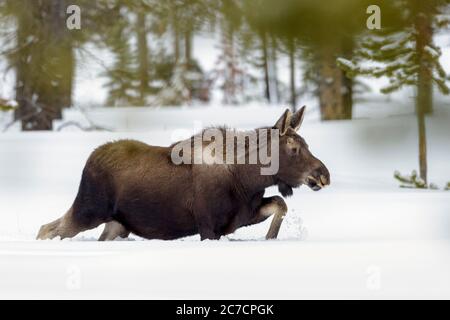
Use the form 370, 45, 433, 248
305, 165, 330, 191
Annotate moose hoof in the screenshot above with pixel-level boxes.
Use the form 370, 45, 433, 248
36, 219, 61, 240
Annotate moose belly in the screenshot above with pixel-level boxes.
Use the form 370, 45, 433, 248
114, 198, 198, 240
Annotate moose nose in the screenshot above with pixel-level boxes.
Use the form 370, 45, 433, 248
320, 166, 330, 186
305, 160, 330, 191
312, 165, 330, 188
319, 173, 330, 186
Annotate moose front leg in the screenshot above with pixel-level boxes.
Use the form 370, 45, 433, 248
252, 196, 288, 240
193, 199, 222, 240
221, 196, 288, 239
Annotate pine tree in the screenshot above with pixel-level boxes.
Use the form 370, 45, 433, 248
147, 0, 214, 105
300, 3, 367, 121
243, 0, 301, 110
248, 0, 372, 119
211, 0, 247, 105
337, 0, 450, 183
5, 0, 76, 130
241, 0, 281, 105
156, 60, 192, 106
214, 21, 244, 105
136, 10, 150, 106
102, 4, 139, 106
337, 11, 449, 98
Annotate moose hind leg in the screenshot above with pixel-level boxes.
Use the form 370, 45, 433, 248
37, 208, 86, 240
37, 201, 111, 240
37, 165, 115, 241
98, 221, 130, 241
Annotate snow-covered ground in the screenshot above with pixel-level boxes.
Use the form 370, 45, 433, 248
0, 103, 449, 299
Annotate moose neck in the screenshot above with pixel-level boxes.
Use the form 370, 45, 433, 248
232, 164, 277, 197
226, 127, 279, 196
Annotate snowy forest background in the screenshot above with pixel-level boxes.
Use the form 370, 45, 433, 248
0, 0, 449, 184
0, 0, 450, 299
0, 1, 447, 116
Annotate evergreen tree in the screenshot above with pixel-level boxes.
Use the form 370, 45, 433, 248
337, 0, 450, 183
297, 1, 371, 120
241, 0, 286, 105
245, 0, 372, 119
148, 0, 214, 105
5, 0, 77, 130
212, 0, 246, 105
102, 3, 139, 106
136, 9, 150, 105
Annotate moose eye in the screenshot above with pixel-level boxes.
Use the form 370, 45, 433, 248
291, 147, 299, 155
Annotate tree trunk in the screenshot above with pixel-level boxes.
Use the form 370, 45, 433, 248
61, 48, 75, 111
137, 12, 149, 105
221, 21, 239, 105
342, 75, 353, 119
269, 35, 279, 104
174, 31, 180, 62
419, 66, 433, 115
184, 30, 192, 63
342, 38, 354, 119
416, 107, 428, 184
318, 45, 345, 120
260, 31, 271, 104
288, 39, 296, 111
54, 0, 70, 117
416, 9, 434, 115
172, 6, 180, 63
14, 0, 72, 130
13, 0, 33, 123
414, 11, 433, 183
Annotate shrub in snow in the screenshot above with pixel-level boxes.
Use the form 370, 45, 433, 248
0, 99, 17, 112
394, 170, 440, 190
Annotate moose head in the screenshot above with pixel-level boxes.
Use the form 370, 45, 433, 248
274, 106, 330, 192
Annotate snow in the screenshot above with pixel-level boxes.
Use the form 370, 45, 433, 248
380, 42, 400, 52
425, 45, 441, 59
1, 240, 449, 299
1, 103, 450, 299
336, 57, 357, 71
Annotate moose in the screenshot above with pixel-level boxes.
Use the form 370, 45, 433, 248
37, 107, 330, 241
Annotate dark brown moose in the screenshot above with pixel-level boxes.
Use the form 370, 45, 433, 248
37, 107, 330, 241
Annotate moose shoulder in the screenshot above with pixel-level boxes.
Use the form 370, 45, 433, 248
37, 107, 330, 241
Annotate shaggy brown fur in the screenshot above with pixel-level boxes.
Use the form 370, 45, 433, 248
37, 107, 330, 241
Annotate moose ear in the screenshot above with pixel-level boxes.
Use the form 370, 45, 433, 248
274, 109, 292, 136
290, 106, 306, 131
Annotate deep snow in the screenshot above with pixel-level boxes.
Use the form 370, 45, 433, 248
0, 104, 449, 299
